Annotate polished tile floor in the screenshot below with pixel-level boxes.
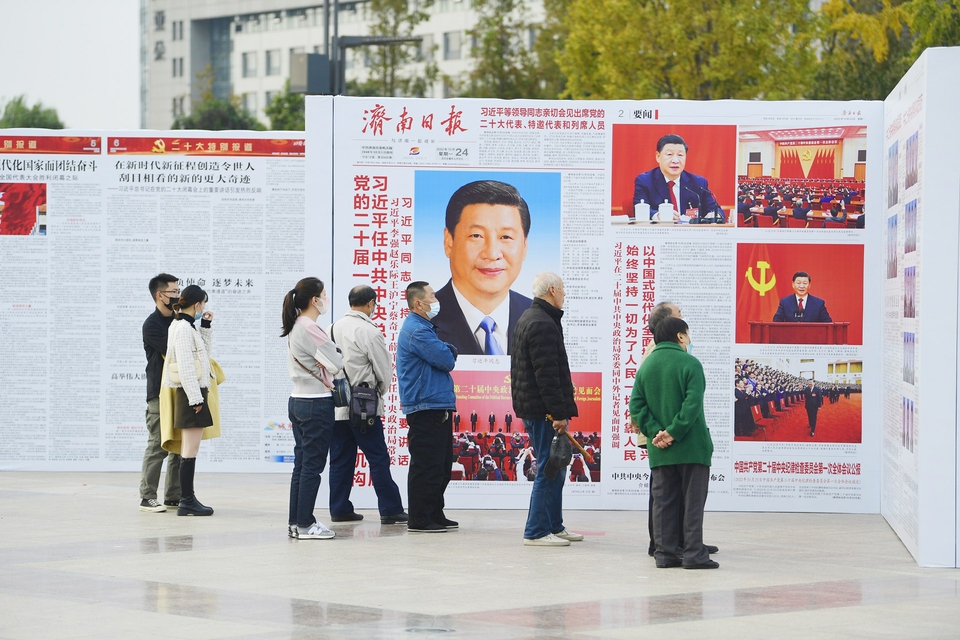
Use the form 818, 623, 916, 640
2, 472, 959, 639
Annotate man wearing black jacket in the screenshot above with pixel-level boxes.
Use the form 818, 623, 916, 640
511, 272, 582, 547
139, 273, 182, 512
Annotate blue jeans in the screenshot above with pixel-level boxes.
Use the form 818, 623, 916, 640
523, 418, 566, 539
288, 396, 334, 527
329, 417, 404, 517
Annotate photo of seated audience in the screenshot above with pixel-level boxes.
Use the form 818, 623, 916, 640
734, 357, 862, 443
736, 125, 867, 229
450, 425, 601, 482
904, 132, 919, 190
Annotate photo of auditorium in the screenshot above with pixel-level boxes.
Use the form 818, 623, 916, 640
734, 357, 862, 443
0, 182, 47, 236
887, 140, 900, 207
449, 370, 601, 482
736, 126, 866, 229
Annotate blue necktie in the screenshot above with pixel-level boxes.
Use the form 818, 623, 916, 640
479, 316, 504, 355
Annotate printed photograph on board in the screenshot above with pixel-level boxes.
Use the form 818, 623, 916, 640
413, 170, 561, 357
904, 199, 917, 253
735, 243, 864, 345
904, 266, 916, 318
903, 332, 915, 385
610, 124, 737, 226
734, 357, 862, 443
449, 371, 602, 482
887, 214, 898, 278
0, 182, 47, 236
736, 126, 866, 229
887, 140, 899, 208
904, 131, 919, 190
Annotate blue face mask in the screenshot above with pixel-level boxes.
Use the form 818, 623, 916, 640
195, 311, 203, 321
426, 301, 441, 319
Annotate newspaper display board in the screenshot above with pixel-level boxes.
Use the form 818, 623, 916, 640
324, 96, 882, 511
880, 48, 960, 567
0, 123, 320, 472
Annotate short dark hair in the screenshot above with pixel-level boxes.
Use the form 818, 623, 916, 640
653, 316, 689, 344
348, 285, 377, 308
148, 273, 178, 301
657, 134, 688, 153
792, 271, 811, 282
648, 302, 678, 340
406, 281, 430, 309
445, 180, 531, 238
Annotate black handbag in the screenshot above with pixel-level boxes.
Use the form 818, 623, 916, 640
350, 382, 378, 431
331, 377, 352, 408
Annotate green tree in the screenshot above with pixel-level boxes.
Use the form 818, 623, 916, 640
906, 0, 960, 56
347, 0, 440, 97
264, 80, 305, 131
0, 95, 65, 129
459, 0, 544, 99
173, 68, 265, 131
555, 0, 818, 100
808, 0, 913, 100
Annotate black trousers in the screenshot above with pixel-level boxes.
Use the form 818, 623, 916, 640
807, 408, 819, 430
406, 409, 453, 527
651, 463, 710, 566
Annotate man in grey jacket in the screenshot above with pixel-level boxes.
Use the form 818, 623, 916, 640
328, 285, 407, 524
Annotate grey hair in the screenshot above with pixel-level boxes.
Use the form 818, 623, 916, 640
532, 271, 563, 298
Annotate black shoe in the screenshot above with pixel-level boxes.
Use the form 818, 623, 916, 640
330, 512, 364, 522
684, 559, 720, 569
656, 559, 682, 568
810, 429, 816, 437
706, 545, 719, 554
408, 521, 447, 533
381, 512, 409, 525
439, 518, 459, 529
163, 500, 180, 508
177, 496, 213, 516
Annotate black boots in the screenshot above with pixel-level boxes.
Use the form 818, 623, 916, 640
177, 457, 213, 516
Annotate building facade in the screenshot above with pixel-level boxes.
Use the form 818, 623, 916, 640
140, 0, 544, 129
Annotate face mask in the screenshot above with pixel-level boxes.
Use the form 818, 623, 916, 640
425, 301, 441, 319
314, 299, 328, 316
194, 311, 203, 321
164, 297, 177, 311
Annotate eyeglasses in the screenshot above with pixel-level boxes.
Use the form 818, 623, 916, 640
162, 290, 181, 297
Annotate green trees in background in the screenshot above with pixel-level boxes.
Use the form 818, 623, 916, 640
264, 80, 305, 131
0, 96, 65, 129
461, 0, 960, 101
173, 68, 264, 131
347, 0, 440, 97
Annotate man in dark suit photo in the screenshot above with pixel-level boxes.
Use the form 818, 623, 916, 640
803, 380, 824, 437
629, 134, 721, 223
432, 180, 532, 355
772, 271, 833, 323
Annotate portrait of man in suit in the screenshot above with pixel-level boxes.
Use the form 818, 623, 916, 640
432, 180, 532, 355
804, 380, 824, 437
629, 134, 721, 223
772, 271, 833, 323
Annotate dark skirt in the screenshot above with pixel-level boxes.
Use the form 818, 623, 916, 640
173, 387, 212, 429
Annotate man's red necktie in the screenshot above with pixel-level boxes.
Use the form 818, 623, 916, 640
798, 298, 804, 312
667, 180, 679, 210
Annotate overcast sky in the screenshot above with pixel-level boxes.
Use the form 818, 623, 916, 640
0, 0, 140, 130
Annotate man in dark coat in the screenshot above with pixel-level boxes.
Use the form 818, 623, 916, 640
804, 380, 824, 437
511, 272, 581, 547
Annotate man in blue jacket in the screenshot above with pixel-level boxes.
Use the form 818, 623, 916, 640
772, 271, 833, 323
629, 134, 721, 223
397, 281, 459, 533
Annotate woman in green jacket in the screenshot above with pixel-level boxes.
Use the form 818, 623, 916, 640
629, 316, 717, 569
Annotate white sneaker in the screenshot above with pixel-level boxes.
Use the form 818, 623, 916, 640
298, 522, 335, 540
288, 524, 298, 539
555, 528, 584, 542
523, 533, 571, 547
139, 499, 166, 513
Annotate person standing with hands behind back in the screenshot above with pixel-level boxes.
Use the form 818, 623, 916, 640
630, 316, 716, 569
165, 284, 215, 516
281, 277, 344, 540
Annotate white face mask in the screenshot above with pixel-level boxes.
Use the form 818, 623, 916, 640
425, 300, 441, 319
314, 298, 328, 316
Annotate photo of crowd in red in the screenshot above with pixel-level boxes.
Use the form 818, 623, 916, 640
449, 370, 602, 482
0, 182, 47, 236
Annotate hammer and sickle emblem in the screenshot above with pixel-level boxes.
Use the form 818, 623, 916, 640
152, 139, 166, 154
801, 149, 813, 161
745, 260, 776, 296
